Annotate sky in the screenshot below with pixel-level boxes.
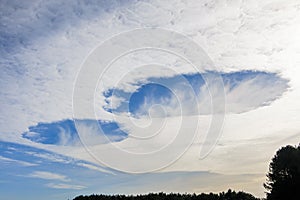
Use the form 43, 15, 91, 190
1, 0, 300, 199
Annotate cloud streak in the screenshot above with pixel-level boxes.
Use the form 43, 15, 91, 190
46, 183, 86, 190
28, 171, 70, 182
0, 155, 37, 167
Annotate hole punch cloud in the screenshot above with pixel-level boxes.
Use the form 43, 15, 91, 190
103, 70, 289, 118
22, 119, 128, 146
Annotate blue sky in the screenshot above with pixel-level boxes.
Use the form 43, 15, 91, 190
1, 0, 300, 200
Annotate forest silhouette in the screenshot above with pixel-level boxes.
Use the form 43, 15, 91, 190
73, 144, 300, 200
74, 190, 258, 200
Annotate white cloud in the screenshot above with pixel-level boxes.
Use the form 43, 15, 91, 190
224, 74, 289, 114
25, 151, 73, 164
46, 183, 86, 190
76, 162, 115, 175
28, 171, 70, 182
1, 0, 299, 133
24, 150, 114, 175
0, 155, 37, 167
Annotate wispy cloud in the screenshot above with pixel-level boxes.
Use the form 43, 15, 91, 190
0, 155, 37, 167
28, 171, 70, 182
76, 162, 115, 175
25, 151, 73, 164
46, 183, 86, 190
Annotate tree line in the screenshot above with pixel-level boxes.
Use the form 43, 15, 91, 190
74, 189, 258, 200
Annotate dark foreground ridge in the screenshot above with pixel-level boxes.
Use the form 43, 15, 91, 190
73, 189, 260, 200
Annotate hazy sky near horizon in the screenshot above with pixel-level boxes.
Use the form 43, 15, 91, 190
1, 0, 300, 199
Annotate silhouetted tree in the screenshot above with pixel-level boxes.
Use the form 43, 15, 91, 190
264, 144, 300, 200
